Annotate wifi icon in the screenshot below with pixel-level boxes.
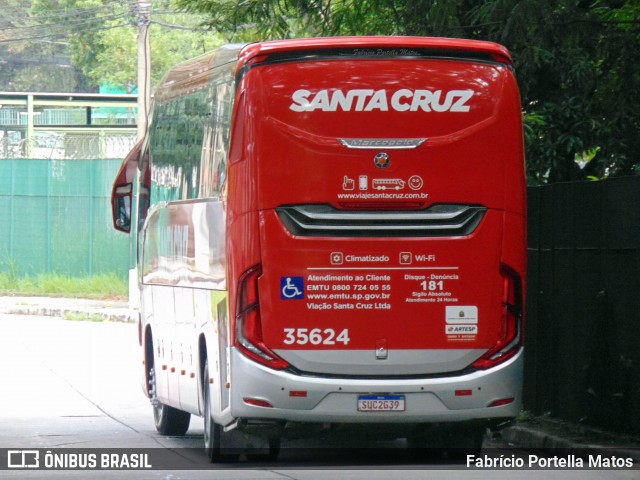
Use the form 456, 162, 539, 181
400, 252, 412, 265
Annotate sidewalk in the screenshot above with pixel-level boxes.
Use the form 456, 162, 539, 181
0, 295, 133, 323
1, 294, 639, 461
500, 416, 640, 462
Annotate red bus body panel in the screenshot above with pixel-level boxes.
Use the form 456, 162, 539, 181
227, 38, 526, 376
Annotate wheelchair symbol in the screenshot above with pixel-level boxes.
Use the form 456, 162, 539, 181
281, 276, 304, 300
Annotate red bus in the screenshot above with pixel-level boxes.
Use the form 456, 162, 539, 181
112, 36, 526, 460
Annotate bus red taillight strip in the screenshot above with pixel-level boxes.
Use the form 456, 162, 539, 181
472, 263, 523, 370
235, 265, 290, 370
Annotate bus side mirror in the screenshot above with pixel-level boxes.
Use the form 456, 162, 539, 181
112, 183, 132, 233
111, 140, 143, 234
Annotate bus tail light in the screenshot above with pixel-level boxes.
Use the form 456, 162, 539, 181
472, 263, 523, 370
488, 397, 515, 407
235, 265, 290, 370
243, 397, 273, 408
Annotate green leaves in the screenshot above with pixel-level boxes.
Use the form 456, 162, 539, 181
13, 0, 635, 185
176, 0, 640, 185
28, 0, 223, 92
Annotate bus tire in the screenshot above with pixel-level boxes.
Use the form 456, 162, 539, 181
408, 426, 484, 460
407, 432, 445, 461
203, 363, 238, 462
246, 438, 281, 462
203, 361, 221, 461
447, 427, 484, 458
149, 368, 191, 436
153, 403, 191, 436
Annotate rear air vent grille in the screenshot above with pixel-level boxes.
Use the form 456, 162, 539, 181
276, 204, 486, 238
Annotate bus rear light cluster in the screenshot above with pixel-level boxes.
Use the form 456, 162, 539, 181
472, 263, 523, 370
243, 397, 274, 408
488, 397, 515, 408
235, 265, 290, 370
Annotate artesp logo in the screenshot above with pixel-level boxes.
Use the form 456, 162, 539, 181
446, 325, 478, 334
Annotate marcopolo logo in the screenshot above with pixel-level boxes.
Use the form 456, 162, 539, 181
289, 88, 475, 113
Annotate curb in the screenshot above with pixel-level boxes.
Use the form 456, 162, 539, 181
2, 305, 134, 323
0, 297, 134, 323
501, 424, 640, 463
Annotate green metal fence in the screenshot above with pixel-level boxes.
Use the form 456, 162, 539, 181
0, 157, 130, 278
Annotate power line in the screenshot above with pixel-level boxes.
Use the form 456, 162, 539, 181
4, 12, 130, 32
150, 19, 210, 31
0, 1, 213, 43
0, 1, 134, 28
1, 19, 132, 44
0, 4, 135, 43
0, 0, 138, 43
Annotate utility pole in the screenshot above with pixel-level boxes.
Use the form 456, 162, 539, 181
130, 0, 151, 311
137, 0, 151, 140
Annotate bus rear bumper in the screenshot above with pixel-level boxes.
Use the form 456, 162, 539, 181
228, 348, 523, 425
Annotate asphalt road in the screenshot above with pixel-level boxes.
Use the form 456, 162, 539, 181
0, 313, 637, 479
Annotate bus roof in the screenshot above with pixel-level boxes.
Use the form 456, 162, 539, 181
238, 36, 513, 67
155, 37, 513, 102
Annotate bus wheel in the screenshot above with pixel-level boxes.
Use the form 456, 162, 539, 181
246, 438, 281, 462
447, 427, 484, 458
149, 367, 190, 436
203, 363, 238, 462
407, 431, 445, 461
409, 426, 484, 460
203, 362, 220, 461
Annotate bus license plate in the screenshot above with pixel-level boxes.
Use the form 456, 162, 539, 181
357, 395, 405, 412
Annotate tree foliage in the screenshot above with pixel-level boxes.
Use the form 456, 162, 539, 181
0, 0, 87, 91
29, 0, 223, 92
177, 0, 640, 184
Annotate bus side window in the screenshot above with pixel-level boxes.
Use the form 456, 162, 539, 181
138, 144, 151, 230
150, 89, 210, 204
200, 74, 234, 199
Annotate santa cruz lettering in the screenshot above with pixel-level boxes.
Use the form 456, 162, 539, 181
289, 89, 474, 113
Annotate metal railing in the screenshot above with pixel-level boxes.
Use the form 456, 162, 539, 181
0, 92, 138, 158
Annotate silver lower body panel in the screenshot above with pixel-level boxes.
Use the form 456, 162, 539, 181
228, 348, 523, 425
